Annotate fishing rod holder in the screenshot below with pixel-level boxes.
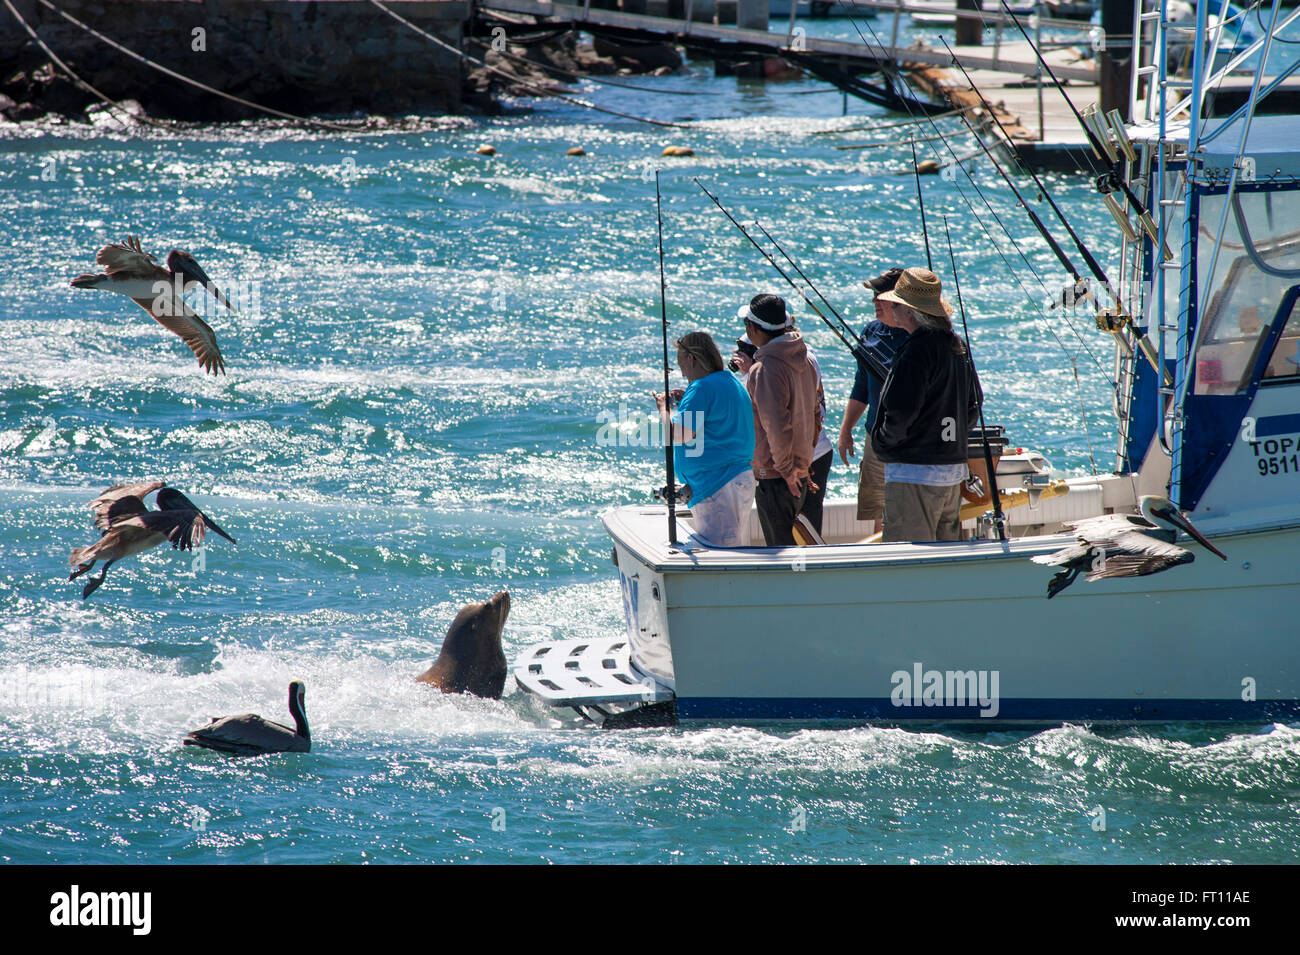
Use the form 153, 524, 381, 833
652, 483, 687, 505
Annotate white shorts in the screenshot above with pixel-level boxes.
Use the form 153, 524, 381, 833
688, 469, 757, 547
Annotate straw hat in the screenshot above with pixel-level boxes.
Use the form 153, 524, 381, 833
876, 267, 953, 318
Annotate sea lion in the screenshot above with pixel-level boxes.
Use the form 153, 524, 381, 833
415, 591, 510, 698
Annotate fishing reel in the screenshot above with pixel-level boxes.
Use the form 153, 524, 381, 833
652, 483, 691, 505
1048, 277, 1096, 312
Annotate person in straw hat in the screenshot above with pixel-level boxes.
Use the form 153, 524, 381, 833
870, 267, 983, 542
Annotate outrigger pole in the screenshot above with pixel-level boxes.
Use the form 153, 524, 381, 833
943, 215, 1006, 542
655, 171, 678, 546
694, 178, 893, 382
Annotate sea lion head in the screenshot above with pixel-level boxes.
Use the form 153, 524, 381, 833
415, 591, 511, 698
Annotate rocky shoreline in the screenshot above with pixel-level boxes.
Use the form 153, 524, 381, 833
1, 3, 684, 127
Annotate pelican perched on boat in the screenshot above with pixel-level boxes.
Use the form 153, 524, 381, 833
69, 482, 236, 599
1031, 495, 1227, 599
183, 681, 311, 755
70, 236, 234, 375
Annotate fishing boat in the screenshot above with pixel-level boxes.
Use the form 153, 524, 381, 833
514, 0, 1300, 726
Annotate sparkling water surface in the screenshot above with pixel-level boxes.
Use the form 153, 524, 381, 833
2, 21, 1298, 864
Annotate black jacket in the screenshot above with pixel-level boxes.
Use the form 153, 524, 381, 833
870, 327, 983, 465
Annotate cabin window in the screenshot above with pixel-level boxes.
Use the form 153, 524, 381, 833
1261, 298, 1300, 382
1193, 188, 1300, 395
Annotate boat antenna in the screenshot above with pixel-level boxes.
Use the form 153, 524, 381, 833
655, 170, 678, 546
694, 178, 891, 382
943, 214, 1006, 542
909, 137, 933, 270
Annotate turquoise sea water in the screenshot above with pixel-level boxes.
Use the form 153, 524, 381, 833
3, 20, 1299, 864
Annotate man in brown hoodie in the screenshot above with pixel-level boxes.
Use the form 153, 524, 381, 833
739, 294, 820, 546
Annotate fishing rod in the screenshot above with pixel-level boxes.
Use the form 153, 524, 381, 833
693, 178, 892, 382
837, 3, 1114, 386
654, 170, 678, 546
937, 36, 1172, 385
939, 37, 1092, 288
910, 137, 933, 270
943, 215, 1005, 542
750, 215, 904, 393
750, 218, 855, 340
994, 0, 1157, 225
931, 45, 1086, 289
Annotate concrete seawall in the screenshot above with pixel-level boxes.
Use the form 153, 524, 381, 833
1, 0, 468, 121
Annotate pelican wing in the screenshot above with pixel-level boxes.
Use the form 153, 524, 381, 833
1030, 541, 1097, 568
129, 296, 227, 376
95, 236, 158, 278
111, 510, 207, 551
88, 481, 165, 530
1084, 531, 1193, 581
183, 713, 307, 755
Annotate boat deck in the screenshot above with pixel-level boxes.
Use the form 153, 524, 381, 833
606, 472, 1139, 572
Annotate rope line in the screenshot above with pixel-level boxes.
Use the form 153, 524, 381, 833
809, 106, 971, 134
1, 0, 169, 128
35, 0, 354, 131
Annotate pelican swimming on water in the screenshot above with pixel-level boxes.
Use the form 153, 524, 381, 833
70, 236, 234, 375
1031, 495, 1228, 599
69, 482, 236, 599
183, 681, 311, 755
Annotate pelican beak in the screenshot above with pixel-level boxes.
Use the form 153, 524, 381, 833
171, 252, 239, 315
197, 510, 237, 545
1162, 506, 1227, 560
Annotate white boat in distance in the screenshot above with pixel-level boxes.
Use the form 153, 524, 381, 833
514, 1, 1300, 725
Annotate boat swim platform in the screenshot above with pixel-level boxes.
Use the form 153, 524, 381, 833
478, 0, 1098, 82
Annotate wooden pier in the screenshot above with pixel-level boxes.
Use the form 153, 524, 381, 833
480, 0, 1098, 82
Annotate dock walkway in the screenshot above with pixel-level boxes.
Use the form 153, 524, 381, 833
479, 0, 1098, 82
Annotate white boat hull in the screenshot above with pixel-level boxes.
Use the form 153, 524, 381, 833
607, 501, 1300, 723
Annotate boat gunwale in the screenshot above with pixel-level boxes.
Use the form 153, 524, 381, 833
601, 504, 1300, 574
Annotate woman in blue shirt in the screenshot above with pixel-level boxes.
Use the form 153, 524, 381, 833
652, 332, 756, 547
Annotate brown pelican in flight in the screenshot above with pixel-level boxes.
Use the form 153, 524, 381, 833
69, 482, 236, 599
1032, 495, 1227, 599
183, 681, 311, 755
70, 236, 234, 375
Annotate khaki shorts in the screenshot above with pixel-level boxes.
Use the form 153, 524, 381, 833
856, 441, 886, 524
882, 481, 962, 542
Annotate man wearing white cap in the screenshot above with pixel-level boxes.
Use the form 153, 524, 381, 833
734, 328, 834, 537
870, 267, 982, 542
739, 293, 820, 546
